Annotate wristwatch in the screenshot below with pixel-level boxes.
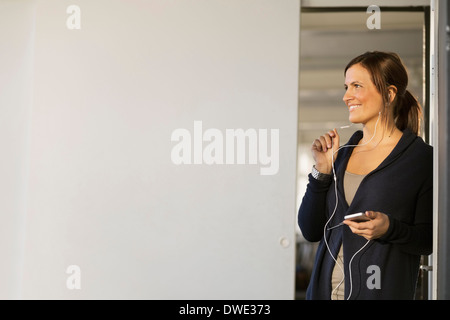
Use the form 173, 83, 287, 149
311, 165, 332, 182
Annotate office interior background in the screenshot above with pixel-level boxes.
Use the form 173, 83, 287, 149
1, 0, 449, 299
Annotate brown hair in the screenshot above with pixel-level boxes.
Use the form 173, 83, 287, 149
344, 51, 422, 135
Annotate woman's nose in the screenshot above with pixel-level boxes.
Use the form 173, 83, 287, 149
343, 90, 352, 103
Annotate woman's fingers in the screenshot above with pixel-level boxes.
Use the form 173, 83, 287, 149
312, 130, 336, 152
343, 211, 390, 240
311, 129, 341, 174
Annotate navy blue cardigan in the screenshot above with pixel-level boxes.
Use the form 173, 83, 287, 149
298, 129, 433, 300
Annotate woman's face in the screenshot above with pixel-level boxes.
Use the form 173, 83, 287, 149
343, 63, 384, 126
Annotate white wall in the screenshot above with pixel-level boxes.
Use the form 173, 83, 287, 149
0, 0, 36, 299
3, 0, 300, 299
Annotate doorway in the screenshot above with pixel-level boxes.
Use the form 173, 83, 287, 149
295, 6, 429, 299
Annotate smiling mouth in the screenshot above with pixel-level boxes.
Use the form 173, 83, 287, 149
349, 105, 361, 111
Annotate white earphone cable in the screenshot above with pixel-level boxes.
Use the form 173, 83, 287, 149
324, 112, 381, 300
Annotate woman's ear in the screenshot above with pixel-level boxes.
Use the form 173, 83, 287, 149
387, 85, 398, 104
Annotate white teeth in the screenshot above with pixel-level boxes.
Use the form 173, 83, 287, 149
349, 105, 361, 111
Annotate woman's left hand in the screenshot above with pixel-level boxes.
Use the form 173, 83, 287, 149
343, 211, 390, 240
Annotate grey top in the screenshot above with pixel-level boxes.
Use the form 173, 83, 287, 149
331, 171, 366, 300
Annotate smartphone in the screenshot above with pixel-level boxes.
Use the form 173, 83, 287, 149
344, 212, 370, 222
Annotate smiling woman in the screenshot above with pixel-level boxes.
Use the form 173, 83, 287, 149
298, 51, 433, 300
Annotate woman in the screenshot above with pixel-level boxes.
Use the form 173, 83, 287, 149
298, 51, 433, 300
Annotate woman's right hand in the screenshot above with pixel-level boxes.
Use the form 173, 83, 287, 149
311, 128, 340, 174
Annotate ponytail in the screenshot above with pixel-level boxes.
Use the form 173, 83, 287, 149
393, 90, 422, 136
